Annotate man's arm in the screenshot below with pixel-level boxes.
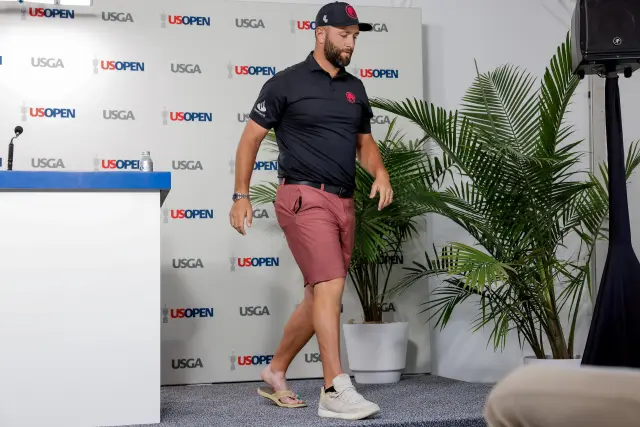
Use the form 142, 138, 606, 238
356, 85, 388, 180
234, 120, 269, 194
357, 133, 388, 179
356, 86, 392, 209
234, 74, 286, 194
230, 74, 286, 235
358, 132, 392, 210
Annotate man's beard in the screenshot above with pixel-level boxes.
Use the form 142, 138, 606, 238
324, 39, 352, 68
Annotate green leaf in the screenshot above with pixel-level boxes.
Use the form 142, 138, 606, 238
371, 32, 639, 359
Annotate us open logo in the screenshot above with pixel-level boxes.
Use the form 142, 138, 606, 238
160, 12, 211, 28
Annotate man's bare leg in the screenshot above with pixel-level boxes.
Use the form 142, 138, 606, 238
313, 278, 380, 420
312, 277, 345, 389
260, 284, 315, 404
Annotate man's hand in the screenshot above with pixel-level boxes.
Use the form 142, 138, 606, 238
229, 199, 253, 235
370, 171, 393, 210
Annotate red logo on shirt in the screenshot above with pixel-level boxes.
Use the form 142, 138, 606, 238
345, 5, 357, 19
346, 92, 356, 103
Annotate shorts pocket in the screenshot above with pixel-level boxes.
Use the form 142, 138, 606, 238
292, 194, 303, 214
275, 185, 304, 215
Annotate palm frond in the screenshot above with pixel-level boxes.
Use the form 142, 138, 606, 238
373, 33, 638, 358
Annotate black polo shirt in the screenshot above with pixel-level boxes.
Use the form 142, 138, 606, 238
249, 51, 373, 190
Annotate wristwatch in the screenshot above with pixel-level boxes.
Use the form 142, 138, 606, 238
232, 192, 250, 202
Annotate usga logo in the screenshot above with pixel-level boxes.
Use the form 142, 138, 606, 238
171, 63, 202, 74
103, 110, 135, 120
371, 23, 388, 32
253, 209, 269, 219
371, 115, 391, 125
162, 109, 212, 124
239, 306, 270, 316
160, 12, 211, 28
172, 358, 203, 369
172, 258, 204, 269
31, 57, 64, 68
172, 160, 203, 171
22, 7, 75, 19
382, 303, 397, 312
162, 208, 215, 223
235, 18, 265, 28
229, 351, 274, 370
31, 158, 65, 169
102, 12, 134, 23
228, 63, 276, 78
231, 257, 280, 271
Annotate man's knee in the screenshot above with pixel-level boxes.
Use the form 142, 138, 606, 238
312, 278, 345, 305
303, 283, 315, 301
313, 277, 345, 293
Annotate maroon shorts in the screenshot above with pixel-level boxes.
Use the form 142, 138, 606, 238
274, 183, 355, 286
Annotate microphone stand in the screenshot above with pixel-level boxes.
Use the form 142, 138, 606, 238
7, 136, 15, 171
7, 126, 23, 171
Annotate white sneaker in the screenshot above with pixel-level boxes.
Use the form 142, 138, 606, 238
318, 373, 381, 420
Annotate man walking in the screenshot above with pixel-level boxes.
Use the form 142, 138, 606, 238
229, 1, 392, 420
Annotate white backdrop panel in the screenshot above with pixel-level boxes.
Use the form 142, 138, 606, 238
0, 0, 427, 385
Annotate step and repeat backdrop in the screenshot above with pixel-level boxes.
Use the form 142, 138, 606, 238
0, 0, 428, 385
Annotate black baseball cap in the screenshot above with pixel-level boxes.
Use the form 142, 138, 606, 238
315, 1, 373, 32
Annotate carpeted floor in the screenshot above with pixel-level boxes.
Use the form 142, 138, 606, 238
130, 375, 493, 427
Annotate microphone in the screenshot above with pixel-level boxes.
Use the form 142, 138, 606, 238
7, 125, 23, 171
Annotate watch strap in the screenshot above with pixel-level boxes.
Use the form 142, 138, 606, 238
233, 192, 250, 201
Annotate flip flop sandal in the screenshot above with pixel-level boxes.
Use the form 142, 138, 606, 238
257, 386, 307, 408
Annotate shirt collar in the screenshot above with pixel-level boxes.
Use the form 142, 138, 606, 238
305, 51, 347, 78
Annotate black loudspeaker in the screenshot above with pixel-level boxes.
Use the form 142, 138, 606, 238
571, 0, 640, 78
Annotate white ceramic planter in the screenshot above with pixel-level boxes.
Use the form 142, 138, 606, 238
523, 355, 582, 368
342, 322, 409, 384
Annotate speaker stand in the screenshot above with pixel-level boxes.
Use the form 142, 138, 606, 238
581, 70, 640, 367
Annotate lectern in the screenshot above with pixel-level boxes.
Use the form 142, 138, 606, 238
0, 171, 171, 427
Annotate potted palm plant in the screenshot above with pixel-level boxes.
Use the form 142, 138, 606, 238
370, 34, 640, 364
250, 120, 443, 383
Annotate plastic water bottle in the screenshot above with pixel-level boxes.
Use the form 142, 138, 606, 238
140, 151, 153, 172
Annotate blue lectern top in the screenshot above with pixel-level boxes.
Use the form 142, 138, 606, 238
0, 171, 172, 206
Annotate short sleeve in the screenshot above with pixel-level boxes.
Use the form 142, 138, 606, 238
249, 74, 287, 130
358, 86, 374, 134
